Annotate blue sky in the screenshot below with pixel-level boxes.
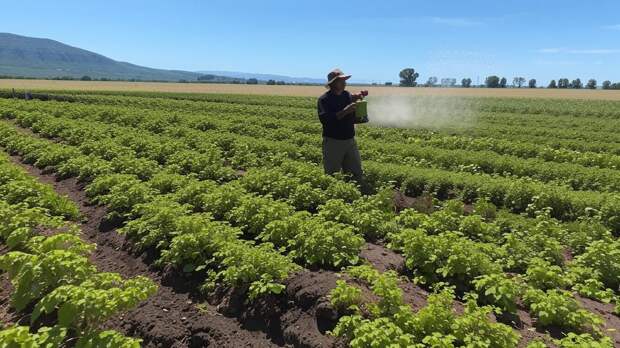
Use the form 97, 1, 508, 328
2, 0, 620, 84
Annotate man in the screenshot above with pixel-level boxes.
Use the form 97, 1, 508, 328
317, 68, 364, 184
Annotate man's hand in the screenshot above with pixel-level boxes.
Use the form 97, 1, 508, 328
337, 102, 357, 119
351, 90, 368, 102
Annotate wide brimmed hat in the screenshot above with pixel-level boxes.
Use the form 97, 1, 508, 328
326, 68, 351, 86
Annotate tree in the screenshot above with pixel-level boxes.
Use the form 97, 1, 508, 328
276, 80, 286, 85
485, 75, 500, 88
399, 68, 420, 87
440, 78, 456, 87
461, 78, 472, 88
586, 79, 597, 89
528, 79, 537, 88
385, 82, 393, 86
246, 78, 258, 85
558, 78, 570, 88
80, 75, 92, 81
266, 79, 276, 85
548, 80, 557, 88
425, 76, 438, 87
570, 78, 583, 89
499, 77, 507, 88
602, 80, 612, 90
513, 77, 526, 88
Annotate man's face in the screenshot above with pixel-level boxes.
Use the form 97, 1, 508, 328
331, 78, 346, 91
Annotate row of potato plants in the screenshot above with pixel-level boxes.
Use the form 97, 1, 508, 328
0, 121, 304, 300
3, 100, 620, 233
329, 265, 615, 347
4, 96, 615, 184
1, 101, 613, 237
0, 151, 157, 347
0, 119, 386, 299
325, 199, 619, 346
189, 109, 620, 193
52, 92, 620, 149
2, 114, 617, 345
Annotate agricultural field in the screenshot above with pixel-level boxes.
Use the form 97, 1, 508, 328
0, 89, 619, 348
2, 79, 620, 100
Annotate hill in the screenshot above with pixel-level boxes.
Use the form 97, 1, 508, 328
0, 32, 231, 81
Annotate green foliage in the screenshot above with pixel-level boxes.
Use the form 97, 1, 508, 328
120, 198, 190, 250
0, 325, 67, 348
287, 217, 363, 268
98, 179, 156, 218
451, 297, 520, 347
554, 333, 613, 348
26, 233, 95, 256
525, 258, 567, 290
0, 250, 96, 311
571, 240, 620, 290
564, 219, 613, 255
85, 173, 140, 202
75, 330, 142, 348
346, 265, 405, 317
32, 273, 157, 332
399, 229, 501, 288
204, 242, 300, 301
226, 194, 293, 237
56, 154, 113, 181
330, 280, 363, 313
474, 198, 497, 220
523, 288, 603, 335
500, 214, 564, 272
473, 273, 522, 314
458, 214, 501, 242
200, 182, 247, 219
335, 317, 416, 348
159, 215, 241, 271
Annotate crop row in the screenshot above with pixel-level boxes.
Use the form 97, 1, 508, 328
3, 101, 620, 232
6, 97, 620, 171
20, 90, 620, 120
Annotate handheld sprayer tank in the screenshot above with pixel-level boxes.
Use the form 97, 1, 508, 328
354, 90, 369, 124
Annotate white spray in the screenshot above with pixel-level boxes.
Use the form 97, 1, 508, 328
366, 95, 477, 130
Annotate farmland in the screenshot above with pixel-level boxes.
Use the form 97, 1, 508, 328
0, 89, 619, 348
2, 79, 620, 100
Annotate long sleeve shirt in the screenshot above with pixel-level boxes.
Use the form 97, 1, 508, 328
317, 90, 355, 140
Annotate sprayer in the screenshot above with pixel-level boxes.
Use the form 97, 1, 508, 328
354, 90, 369, 124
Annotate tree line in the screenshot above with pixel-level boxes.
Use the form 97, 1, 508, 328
397, 68, 620, 89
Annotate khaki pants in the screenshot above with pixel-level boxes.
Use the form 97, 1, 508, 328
322, 136, 362, 182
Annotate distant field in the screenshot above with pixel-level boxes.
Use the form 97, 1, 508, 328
2, 78, 620, 100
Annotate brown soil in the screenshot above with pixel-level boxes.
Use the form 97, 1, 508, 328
0, 273, 18, 328
359, 242, 405, 273
576, 295, 620, 346
393, 190, 434, 213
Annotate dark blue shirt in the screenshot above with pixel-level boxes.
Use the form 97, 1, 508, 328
317, 90, 355, 140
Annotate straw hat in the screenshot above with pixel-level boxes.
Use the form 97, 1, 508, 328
326, 68, 351, 87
